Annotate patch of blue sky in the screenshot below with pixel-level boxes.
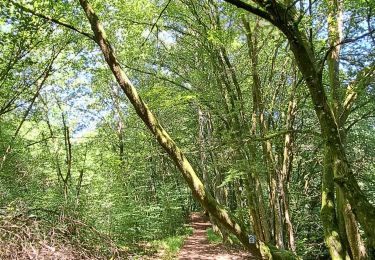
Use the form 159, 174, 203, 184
158, 30, 176, 46
0, 23, 12, 33
40, 68, 105, 140
141, 28, 177, 47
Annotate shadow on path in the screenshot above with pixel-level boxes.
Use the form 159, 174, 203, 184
178, 213, 259, 260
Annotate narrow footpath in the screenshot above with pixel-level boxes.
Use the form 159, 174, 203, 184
178, 213, 258, 260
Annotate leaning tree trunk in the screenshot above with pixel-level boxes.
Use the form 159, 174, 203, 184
77, 0, 265, 257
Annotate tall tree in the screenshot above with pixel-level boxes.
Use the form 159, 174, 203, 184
224, 0, 375, 257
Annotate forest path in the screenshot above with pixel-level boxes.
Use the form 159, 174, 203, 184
178, 212, 257, 260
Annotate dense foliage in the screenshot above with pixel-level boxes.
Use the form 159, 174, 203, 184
0, 0, 374, 259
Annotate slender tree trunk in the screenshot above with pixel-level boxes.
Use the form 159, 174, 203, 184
197, 106, 228, 240
248, 72, 271, 244
280, 89, 297, 252
198, 106, 209, 190
111, 86, 126, 165
76, 144, 88, 206
214, 38, 273, 246
326, 1, 368, 258
243, 16, 284, 249
338, 192, 368, 259
62, 114, 72, 203
244, 146, 271, 243
325, 0, 351, 256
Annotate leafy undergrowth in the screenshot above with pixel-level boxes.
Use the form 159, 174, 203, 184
135, 225, 193, 259
206, 227, 222, 244
155, 228, 193, 259
0, 206, 128, 259
206, 227, 242, 246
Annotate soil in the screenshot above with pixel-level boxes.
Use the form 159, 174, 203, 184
178, 212, 259, 260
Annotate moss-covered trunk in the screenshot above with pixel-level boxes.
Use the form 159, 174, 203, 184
326, 0, 368, 257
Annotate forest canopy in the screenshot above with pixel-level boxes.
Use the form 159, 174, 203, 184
0, 0, 374, 259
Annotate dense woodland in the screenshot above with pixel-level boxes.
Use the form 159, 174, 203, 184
0, 0, 374, 259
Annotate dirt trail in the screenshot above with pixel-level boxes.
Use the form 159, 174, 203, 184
178, 213, 259, 260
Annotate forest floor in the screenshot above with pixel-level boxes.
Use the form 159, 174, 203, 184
177, 212, 257, 260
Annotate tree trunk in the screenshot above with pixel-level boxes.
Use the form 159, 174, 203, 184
326, 0, 368, 257
321, 144, 347, 259
243, 16, 284, 249
280, 90, 297, 252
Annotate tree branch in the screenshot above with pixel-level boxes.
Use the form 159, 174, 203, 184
319, 29, 375, 74
9, 0, 95, 41
223, 0, 272, 22
120, 62, 192, 91
140, 0, 172, 46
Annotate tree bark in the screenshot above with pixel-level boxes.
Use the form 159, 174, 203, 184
280, 88, 297, 253
326, 0, 368, 257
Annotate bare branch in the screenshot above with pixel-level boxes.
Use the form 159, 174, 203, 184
319, 29, 375, 73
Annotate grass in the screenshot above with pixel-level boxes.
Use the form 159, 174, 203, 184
152, 226, 194, 259
206, 228, 222, 244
